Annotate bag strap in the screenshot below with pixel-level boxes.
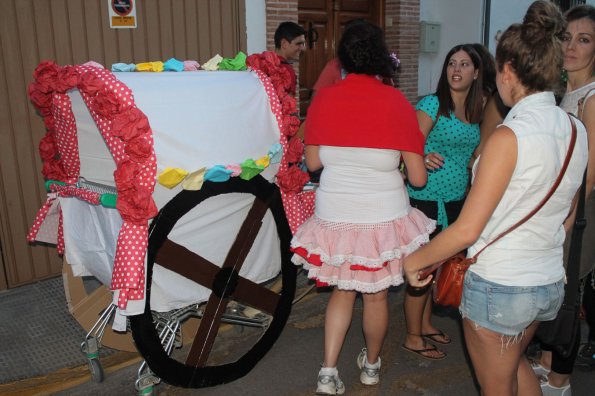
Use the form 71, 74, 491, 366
470, 114, 578, 261
564, 170, 588, 305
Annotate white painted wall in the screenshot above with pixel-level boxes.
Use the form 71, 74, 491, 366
419, 0, 595, 96
486, 0, 534, 54
488, 0, 595, 53
245, 0, 267, 55
418, 0, 484, 96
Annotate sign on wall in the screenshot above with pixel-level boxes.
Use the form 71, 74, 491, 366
108, 0, 137, 28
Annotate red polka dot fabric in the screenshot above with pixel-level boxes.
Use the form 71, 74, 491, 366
27, 62, 157, 310
251, 61, 315, 234
28, 55, 312, 311
74, 65, 157, 309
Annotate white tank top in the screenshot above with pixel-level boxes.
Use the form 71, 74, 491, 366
560, 81, 595, 117
315, 146, 411, 223
468, 92, 588, 286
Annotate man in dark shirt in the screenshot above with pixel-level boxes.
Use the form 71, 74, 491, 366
274, 22, 306, 95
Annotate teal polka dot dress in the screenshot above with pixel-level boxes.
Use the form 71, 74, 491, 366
407, 95, 480, 227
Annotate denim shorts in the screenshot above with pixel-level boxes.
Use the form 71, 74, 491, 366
459, 270, 564, 336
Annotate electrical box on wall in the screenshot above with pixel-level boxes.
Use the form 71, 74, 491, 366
420, 21, 440, 53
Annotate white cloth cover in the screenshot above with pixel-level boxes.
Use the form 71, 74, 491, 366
62, 71, 282, 315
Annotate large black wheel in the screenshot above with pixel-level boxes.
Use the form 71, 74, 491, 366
129, 175, 296, 388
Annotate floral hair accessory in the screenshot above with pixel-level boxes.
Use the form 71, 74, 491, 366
390, 52, 401, 69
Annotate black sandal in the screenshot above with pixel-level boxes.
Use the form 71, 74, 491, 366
421, 330, 451, 345
400, 344, 446, 360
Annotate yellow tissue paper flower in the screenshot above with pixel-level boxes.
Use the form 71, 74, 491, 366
182, 168, 206, 191
255, 155, 270, 168
136, 61, 164, 72
158, 167, 189, 189
136, 62, 153, 72
151, 61, 164, 72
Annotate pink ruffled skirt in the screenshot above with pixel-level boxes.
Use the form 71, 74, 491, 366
291, 208, 436, 293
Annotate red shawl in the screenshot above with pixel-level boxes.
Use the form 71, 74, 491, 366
305, 74, 424, 155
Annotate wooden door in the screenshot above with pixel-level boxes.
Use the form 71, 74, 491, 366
298, 0, 383, 117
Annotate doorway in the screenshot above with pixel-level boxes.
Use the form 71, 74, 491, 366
298, 0, 383, 117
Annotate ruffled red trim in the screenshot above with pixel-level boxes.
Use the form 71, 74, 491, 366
292, 246, 387, 272
291, 246, 322, 266
28, 61, 157, 309
27, 61, 157, 225
247, 52, 314, 234
350, 263, 387, 272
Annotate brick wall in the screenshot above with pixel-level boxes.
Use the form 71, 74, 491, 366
265, 0, 300, 104
265, 1, 299, 51
386, 0, 420, 103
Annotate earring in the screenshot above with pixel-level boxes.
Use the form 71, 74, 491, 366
562, 68, 568, 82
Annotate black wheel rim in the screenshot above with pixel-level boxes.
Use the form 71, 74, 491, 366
129, 176, 296, 388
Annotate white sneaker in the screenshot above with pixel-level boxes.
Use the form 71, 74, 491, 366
539, 375, 572, 396
316, 368, 345, 395
531, 359, 551, 377
356, 348, 380, 385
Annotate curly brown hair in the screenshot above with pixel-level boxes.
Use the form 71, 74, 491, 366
338, 21, 395, 79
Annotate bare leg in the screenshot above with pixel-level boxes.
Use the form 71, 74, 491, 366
403, 285, 445, 358
463, 318, 541, 396
516, 322, 541, 396
323, 288, 357, 368
421, 292, 451, 343
539, 350, 552, 370
546, 371, 571, 388
538, 349, 571, 387
361, 289, 389, 364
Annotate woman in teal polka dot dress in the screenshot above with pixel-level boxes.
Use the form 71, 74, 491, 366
402, 44, 484, 360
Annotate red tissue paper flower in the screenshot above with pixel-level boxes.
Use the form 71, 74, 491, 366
114, 159, 140, 192
39, 134, 58, 161
42, 159, 66, 181
285, 136, 304, 164
55, 66, 80, 92
33, 61, 60, 93
28, 84, 53, 115
125, 136, 153, 163
111, 107, 150, 142
276, 165, 309, 194
282, 114, 301, 137
117, 185, 158, 224
43, 115, 55, 131
93, 88, 120, 119
282, 94, 297, 115
246, 51, 280, 76
269, 66, 292, 93
79, 72, 104, 96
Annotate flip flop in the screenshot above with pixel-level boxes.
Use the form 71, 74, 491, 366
422, 330, 451, 345
400, 344, 446, 360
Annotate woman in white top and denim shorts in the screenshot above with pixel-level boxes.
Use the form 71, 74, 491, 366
402, 2, 589, 395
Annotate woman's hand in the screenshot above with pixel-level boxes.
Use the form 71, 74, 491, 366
424, 152, 444, 170
403, 257, 434, 288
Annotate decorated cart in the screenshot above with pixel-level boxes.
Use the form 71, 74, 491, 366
26, 53, 315, 392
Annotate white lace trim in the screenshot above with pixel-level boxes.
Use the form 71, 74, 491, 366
290, 223, 433, 269
315, 218, 404, 231
304, 267, 405, 293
